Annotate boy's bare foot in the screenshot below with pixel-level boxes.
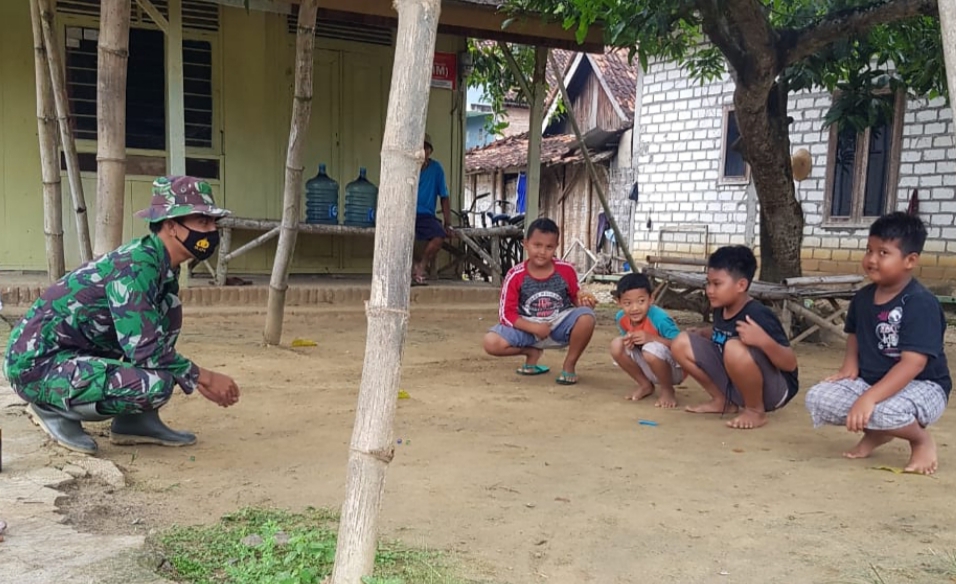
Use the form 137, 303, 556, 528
843, 432, 894, 459
655, 387, 678, 409
626, 384, 654, 401
904, 433, 938, 475
685, 399, 737, 414
726, 408, 767, 429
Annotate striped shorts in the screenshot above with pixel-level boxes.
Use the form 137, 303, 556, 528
805, 377, 948, 430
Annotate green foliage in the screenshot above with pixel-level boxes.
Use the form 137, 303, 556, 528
465, 40, 536, 137
506, 0, 947, 133
154, 507, 468, 584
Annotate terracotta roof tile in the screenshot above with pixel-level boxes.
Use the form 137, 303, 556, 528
589, 49, 639, 120
465, 132, 616, 173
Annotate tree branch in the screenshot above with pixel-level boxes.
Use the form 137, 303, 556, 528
695, 0, 780, 86
780, 0, 939, 69
497, 41, 534, 105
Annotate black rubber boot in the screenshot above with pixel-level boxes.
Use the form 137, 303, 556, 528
110, 410, 197, 447
28, 403, 98, 455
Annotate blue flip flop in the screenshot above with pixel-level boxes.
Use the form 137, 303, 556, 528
516, 364, 550, 376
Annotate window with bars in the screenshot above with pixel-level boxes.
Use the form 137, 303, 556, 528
824, 92, 905, 224
64, 26, 214, 151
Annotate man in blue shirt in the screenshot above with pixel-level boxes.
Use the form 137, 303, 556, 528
414, 133, 452, 286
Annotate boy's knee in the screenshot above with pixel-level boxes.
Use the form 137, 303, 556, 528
609, 336, 627, 357
483, 332, 508, 355
671, 332, 692, 361
722, 339, 756, 370
573, 312, 596, 330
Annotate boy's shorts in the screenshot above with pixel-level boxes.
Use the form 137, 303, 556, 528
490, 307, 595, 349
626, 341, 683, 384
805, 377, 947, 430
688, 334, 790, 411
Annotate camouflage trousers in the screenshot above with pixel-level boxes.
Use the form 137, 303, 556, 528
7, 353, 177, 416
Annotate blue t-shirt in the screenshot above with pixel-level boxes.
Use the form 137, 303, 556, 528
416, 159, 449, 215
845, 279, 952, 397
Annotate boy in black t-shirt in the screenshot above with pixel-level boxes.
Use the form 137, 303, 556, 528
672, 246, 800, 429
805, 213, 950, 475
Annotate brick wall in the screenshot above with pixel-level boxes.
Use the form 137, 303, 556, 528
633, 57, 956, 283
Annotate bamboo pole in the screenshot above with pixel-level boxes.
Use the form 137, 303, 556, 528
38, 0, 92, 263
329, 0, 441, 580
31, 0, 65, 281
214, 227, 233, 286
525, 46, 548, 223
548, 53, 637, 272
263, 0, 319, 346
94, 0, 131, 257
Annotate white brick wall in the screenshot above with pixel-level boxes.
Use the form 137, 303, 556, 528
633, 57, 956, 260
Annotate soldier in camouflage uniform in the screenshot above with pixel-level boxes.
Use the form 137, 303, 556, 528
3, 176, 240, 455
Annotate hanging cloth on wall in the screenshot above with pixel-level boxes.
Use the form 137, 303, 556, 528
516, 172, 527, 215
628, 181, 639, 202
906, 188, 919, 216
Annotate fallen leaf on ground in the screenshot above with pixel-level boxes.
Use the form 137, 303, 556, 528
291, 339, 318, 347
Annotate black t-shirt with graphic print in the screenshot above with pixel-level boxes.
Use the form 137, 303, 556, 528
711, 299, 800, 403
845, 279, 952, 398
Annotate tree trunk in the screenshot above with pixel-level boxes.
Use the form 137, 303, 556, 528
38, 0, 93, 264
733, 81, 804, 282
30, 0, 65, 281
263, 0, 319, 345
329, 0, 441, 581
94, 0, 131, 257
940, 0, 956, 144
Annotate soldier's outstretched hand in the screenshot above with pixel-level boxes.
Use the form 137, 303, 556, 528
197, 370, 240, 407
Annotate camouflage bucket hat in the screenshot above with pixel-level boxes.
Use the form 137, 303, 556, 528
135, 176, 231, 223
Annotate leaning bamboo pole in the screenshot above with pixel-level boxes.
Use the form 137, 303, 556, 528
94, 0, 131, 257
30, 0, 65, 281
263, 0, 319, 345
549, 52, 637, 272
330, 0, 442, 581
38, 0, 92, 263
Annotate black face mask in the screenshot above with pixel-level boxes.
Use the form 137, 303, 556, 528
175, 222, 220, 261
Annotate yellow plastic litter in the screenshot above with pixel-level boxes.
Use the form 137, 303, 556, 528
871, 465, 934, 477
398, 390, 411, 400
291, 339, 318, 347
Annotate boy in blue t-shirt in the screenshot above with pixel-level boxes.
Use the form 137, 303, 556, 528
805, 213, 951, 475
610, 273, 685, 408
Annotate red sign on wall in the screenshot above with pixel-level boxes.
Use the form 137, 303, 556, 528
431, 53, 457, 90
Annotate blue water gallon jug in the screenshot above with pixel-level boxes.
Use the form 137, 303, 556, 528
344, 167, 378, 227
305, 163, 339, 225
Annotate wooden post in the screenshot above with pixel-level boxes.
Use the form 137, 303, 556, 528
31, 0, 65, 281
940, 0, 956, 146
525, 46, 548, 223
167, 0, 186, 176
263, 0, 319, 345
39, 0, 92, 264
549, 53, 637, 273
215, 227, 233, 286
94, 0, 131, 258
491, 235, 502, 286
329, 0, 441, 580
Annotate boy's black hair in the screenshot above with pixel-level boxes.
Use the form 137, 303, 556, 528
869, 211, 927, 255
616, 272, 653, 298
526, 217, 560, 239
707, 245, 757, 284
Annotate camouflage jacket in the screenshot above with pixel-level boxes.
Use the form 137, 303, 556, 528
3, 234, 200, 393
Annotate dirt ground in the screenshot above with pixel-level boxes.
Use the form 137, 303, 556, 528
10, 304, 956, 583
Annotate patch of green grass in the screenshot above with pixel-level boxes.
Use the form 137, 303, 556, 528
152, 507, 471, 584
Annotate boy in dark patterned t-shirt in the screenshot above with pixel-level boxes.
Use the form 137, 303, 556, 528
805, 213, 950, 475
483, 218, 597, 385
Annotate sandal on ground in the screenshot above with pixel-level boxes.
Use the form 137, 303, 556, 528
516, 364, 550, 376
555, 371, 578, 385
411, 274, 428, 287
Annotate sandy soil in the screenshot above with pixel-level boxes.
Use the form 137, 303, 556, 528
12, 305, 956, 583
